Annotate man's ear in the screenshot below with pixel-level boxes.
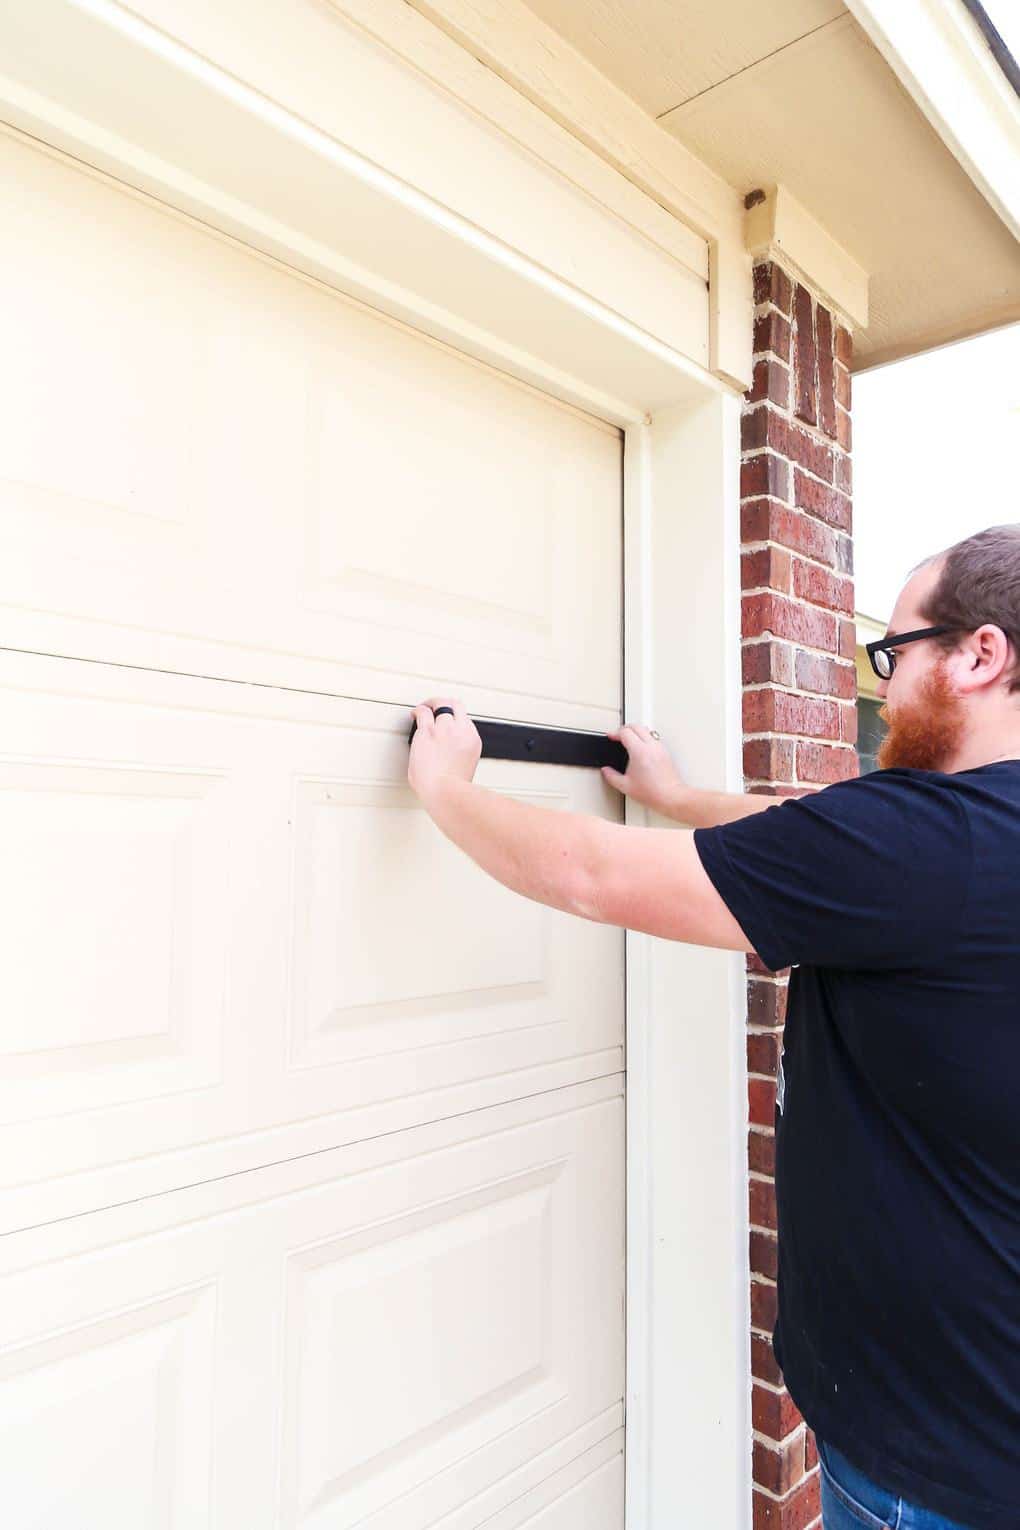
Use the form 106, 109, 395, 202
968, 624, 1012, 689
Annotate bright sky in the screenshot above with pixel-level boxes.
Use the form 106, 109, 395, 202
853, 323, 1020, 624
853, 5, 1020, 625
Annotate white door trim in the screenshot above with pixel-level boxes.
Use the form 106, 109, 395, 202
622, 409, 751, 1529
0, 5, 752, 1521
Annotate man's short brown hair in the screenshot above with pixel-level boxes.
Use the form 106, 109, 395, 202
918, 524, 1020, 693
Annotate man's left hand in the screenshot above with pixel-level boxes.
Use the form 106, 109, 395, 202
408, 698, 482, 802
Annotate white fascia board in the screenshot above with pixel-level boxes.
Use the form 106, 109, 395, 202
844, 0, 1020, 241
0, 0, 729, 425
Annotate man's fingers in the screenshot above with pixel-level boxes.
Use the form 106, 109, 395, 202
601, 765, 628, 792
422, 696, 465, 721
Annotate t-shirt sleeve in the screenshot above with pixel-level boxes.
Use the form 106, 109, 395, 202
693, 770, 972, 973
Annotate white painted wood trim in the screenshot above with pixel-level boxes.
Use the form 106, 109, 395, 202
623, 400, 751, 1528
844, 0, 1020, 241
385, 0, 753, 387
400, 0, 740, 242
745, 185, 870, 330
0, 0, 736, 422
622, 427, 656, 1530
332, 0, 710, 279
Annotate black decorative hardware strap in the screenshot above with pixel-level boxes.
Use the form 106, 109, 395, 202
408, 717, 628, 771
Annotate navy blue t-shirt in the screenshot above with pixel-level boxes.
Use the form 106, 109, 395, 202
694, 763, 1020, 1530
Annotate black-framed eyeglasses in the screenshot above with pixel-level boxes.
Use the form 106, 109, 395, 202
865, 625, 956, 680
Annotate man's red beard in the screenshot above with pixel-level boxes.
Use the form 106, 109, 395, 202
877, 658, 966, 772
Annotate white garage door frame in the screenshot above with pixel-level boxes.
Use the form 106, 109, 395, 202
0, 3, 752, 1525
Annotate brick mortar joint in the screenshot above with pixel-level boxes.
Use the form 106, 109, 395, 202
752, 301, 792, 323
739, 450, 852, 497
749, 343, 792, 367
752, 1424, 808, 1448
743, 788, 820, 798
753, 1471, 821, 1504
741, 550, 855, 584
743, 397, 848, 436
750, 788, 848, 801
741, 408, 851, 454
742, 527, 852, 544
741, 592, 853, 614
743, 395, 847, 426
751, 1374, 785, 1395
741, 639, 855, 665
739, 431, 848, 459
743, 684, 858, 702
741, 637, 855, 663
743, 780, 825, 791
741, 577, 853, 593
741, 587, 854, 615
743, 455, 856, 498
744, 731, 856, 746
741, 535, 853, 565
742, 428, 850, 464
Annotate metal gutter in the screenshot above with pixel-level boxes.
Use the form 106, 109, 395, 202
959, 0, 1020, 97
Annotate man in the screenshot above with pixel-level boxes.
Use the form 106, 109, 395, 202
408, 523, 1020, 1528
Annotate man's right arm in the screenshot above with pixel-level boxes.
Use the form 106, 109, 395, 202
660, 785, 781, 829
601, 726, 782, 828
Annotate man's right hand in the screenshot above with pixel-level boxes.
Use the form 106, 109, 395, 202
601, 724, 687, 818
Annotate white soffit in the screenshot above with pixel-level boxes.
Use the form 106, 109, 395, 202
844, 0, 1020, 242
517, 0, 1019, 367
521, 0, 847, 120
0, 0, 722, 423
656, 13, 1020, 369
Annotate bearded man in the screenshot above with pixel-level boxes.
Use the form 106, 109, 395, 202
407, 522, 1020, 1530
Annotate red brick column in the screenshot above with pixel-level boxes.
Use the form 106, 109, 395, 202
741, 259, 858, 1528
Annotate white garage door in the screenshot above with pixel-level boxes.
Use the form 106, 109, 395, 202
0, 131, 625, 1529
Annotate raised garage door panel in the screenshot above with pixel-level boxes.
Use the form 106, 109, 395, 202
0, 1083, 624, 1530
435, 1442, 625, 1530
0, 652, 623, 1231
0, 131, 622, 727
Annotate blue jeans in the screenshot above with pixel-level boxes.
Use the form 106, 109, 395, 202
818, 1438, 976, 1529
